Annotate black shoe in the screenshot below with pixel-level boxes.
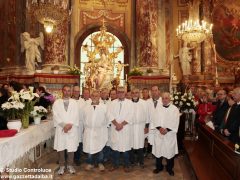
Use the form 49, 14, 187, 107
167, 170, 174, 176
153, 167, 163, 174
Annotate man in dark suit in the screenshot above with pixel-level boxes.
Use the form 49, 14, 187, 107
212, 90, 229, 131
220, 88, 240, 144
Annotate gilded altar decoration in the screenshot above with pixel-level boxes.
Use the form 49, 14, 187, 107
82, 19, 126, 89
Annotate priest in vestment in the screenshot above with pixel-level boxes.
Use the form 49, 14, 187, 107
130, 88, 147, 167
53, 85, 80, 175
82, 90, 108, 171
151, 92, 179, 176
108, 86, 133, 172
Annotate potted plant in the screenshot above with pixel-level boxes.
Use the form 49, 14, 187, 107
67, 64, 82, 75
129, 67, 143, 76
30, 106, 48, 125
146, 68, 153, 75
1, 100, 25, 132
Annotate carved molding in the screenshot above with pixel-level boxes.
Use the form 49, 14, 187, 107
81, 10, 125, 31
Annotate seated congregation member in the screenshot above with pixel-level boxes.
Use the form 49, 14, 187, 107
82, 90, 108, 171
53, 85, 80, 175
35, 86, 54, 109
212, 90, 229, 131
108, 86, 133, 172
197, 94, 216, 124
220, 88, 240, 144
151, 92, 179, 176
130, 88, 147, 168
72, 85, 84, 166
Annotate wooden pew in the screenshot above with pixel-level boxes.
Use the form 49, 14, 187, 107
184, 125, 240, 180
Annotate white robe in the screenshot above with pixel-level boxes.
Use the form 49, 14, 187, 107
147, 98, 162, 145
79, 98, 92, 106
82, 104, 108, 154
108, 99, 133, 152
151, 104, 180, 159
53, 99, 80, 152
132, 99, 147, 149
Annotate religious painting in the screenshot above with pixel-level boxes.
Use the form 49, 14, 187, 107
136, 0, 158, 67
212, 1, 240, 62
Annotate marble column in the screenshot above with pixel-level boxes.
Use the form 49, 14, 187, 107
130, 0, 136, 68
44, 20, 68, 66
157, 0, 165, 70
201, 0, 213, 75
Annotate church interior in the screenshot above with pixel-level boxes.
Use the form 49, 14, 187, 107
0, 0, 240, 179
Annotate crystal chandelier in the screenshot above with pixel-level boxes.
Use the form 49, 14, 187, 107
176, 19, 213, 44
26, 0, 70, 33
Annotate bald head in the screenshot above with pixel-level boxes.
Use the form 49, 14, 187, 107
131, 88, 140, 100
162, 92, 171, 106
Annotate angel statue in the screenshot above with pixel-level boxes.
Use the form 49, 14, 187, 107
21, 32, 44, 72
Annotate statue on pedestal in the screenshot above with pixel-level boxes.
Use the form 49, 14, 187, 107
176, 42, 193, 76
20, 32, 44, 72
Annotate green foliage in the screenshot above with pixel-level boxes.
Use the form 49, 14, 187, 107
129, 67, 143, 76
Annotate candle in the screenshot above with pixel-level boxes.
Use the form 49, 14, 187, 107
125, 74, 128, 81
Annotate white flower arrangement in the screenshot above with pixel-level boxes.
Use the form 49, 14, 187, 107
30, 106, 48, 117
171, 91, 196, 111
1, 88, 39, 120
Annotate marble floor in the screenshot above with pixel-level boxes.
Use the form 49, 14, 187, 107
44, 152, 196, 180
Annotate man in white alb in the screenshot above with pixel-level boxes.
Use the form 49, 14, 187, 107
82, 90, 108, 171
146, 86, 162, 149
130, 88, 147, 168
108, 86, 133, 172
151, 92, 179, 176
53, 85, 80, 175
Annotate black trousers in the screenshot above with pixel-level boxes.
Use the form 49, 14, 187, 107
156, 156, 174, 171
130, 148, 144, 165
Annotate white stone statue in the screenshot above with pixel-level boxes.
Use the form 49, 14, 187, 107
178, 42, 193, 76
21, 32, 44, 72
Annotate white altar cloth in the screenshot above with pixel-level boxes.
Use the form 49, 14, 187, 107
0, 120, 54, 169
